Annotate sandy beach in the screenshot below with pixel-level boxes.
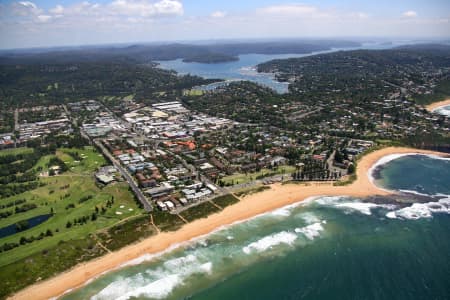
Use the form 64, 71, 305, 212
426, 99, 450, 112
9, 147, 447, 300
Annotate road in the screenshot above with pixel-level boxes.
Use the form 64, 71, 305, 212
94, 139, 153, 212
14, 108, 19, 131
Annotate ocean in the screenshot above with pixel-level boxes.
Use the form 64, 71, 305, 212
62, 154, 450, 300
433, 105, 450, 117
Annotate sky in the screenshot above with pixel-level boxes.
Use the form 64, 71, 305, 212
0, 0, 449, 49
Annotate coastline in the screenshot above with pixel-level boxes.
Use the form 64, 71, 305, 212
426, 98, 450, 112
9, 147, 447, 300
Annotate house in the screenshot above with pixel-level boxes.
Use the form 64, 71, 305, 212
96, 174, 115, 185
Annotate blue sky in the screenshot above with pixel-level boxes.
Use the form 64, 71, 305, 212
0, 0, 449, 49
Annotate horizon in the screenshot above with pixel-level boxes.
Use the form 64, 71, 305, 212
1, 36, 450, 52
1, 0, 450, 49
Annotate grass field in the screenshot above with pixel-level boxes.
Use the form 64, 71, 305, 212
0, 146, 143, 267
222, 165, 296, 185
185, 89, 204, 96
0, 147, 33, 157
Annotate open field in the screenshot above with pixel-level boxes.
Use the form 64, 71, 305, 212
0, 146, 144, 268
221, 165, 296, 185
0, 147, 33, 157
185, 89, 204, 96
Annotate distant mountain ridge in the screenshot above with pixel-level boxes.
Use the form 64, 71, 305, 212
0, 40, 361, 65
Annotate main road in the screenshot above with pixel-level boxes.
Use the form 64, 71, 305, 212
94, 139, 153, 212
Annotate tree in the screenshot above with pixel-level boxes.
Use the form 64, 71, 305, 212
66, 221, 72, 228
348, 164, 355, 174
45, 229, 53, 236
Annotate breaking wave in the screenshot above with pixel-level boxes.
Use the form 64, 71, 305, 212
92, 254, 212, 300
295, 222, 325, 240
386, 198, 450, 220
315, 196, 395, 216
243, 231, 298, 254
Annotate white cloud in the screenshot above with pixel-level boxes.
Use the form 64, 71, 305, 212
37, 14, 52, 22
210, 11, 226, 18
403, 10, 418, 18
19, 1, 37, 10
109, 0, 183, 17
1, 1, 449, 49
258, 4, 317, 16
49, 5, 64, 14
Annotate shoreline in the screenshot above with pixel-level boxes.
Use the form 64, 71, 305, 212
426, 98, 450, 112
9, 147, 447, 300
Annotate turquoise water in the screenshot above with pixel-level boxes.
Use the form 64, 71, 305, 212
433, 105, 450, 117
62, 154, 450, 300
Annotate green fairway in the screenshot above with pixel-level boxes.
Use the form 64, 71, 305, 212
0, 146, 144, 267
0, 147, 33, 157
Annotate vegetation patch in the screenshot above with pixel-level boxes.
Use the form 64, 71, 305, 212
97, 214, 155, 251
235, 186, 270, 197
0, 236, 105, 300
179, 202, 221, 223
151, 211, 185, 232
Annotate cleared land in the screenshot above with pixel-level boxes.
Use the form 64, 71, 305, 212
221, 165, 296, 185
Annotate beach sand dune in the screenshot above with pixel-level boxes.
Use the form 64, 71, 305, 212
9, 147, 447, 300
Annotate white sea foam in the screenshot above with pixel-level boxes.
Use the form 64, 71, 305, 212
386, 198, 450, 220
398, 189, 431, 197
92, 254, 213, 300
298, 212, 321, 224
315, 196, 395, 216
113, 274, 181, 300
315, 196, 348, 206
432, 105, 450, 116
271, 207, 292, 217
163, 254, 197, 269
368, 153, 413, 187
335, 202, 380, 215
242, 231, 297, 254
295, 222, 325, 240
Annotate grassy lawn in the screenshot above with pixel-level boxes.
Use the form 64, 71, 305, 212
0, 146, 143, 267
0, 147, 34, 157
185, 89, 204, 96
222, 165, 296, 185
